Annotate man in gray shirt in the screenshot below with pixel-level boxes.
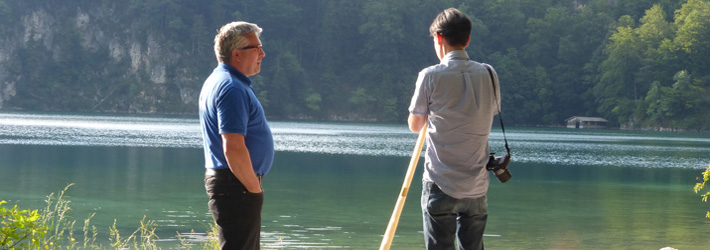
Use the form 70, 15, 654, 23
408, 8, 500, 250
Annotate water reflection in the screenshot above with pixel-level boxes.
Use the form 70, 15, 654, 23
1, 112, 710, 249
1, 112, 708, 168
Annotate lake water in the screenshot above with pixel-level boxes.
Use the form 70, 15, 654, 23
1, 112, 709, 249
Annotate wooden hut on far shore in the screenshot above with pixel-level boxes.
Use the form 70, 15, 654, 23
565, 116, 608, 129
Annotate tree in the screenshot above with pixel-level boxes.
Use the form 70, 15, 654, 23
595, 16, 644, 124
357, 0, 429, 122
265, 51, 307, 117
2, 0, 709, 128
348, 87, 376, 119
634, 5, 675, 88
594, 0, 710, 129
672, 0, 710, 74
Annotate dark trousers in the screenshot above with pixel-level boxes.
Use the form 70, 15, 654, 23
205, 169, 263, 250
421, 181, 488, 250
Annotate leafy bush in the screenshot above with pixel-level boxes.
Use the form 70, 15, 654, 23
0, 184, 177, 249
0, 200, 47, 249
694, 163, 710, 218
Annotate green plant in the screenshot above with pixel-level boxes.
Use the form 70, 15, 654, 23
177, 221, 220, 250
81, 213, 99, 249
3, 184, 222, 249
109, 216, 160, 250
204, 221, 220, 249
38, 183, 77, 248
0, 200, 47, 249
694, 163, 710, 218
176, 230, 196, 250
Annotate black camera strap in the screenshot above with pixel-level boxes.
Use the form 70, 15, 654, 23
484, 64, 511, 157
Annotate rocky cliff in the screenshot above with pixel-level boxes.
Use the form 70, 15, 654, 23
0, 1, 207, 113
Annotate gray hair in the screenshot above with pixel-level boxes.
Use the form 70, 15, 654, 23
214, 21, 263, 63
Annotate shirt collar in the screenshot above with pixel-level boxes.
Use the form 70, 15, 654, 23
441, 50, 470, 63
218, 63, 252, 86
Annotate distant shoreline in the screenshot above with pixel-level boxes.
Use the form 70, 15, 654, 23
3, 109, 709, 133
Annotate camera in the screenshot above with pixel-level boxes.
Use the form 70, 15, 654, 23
486, 153, 511, 183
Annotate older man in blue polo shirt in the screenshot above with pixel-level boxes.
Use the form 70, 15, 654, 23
199, 21, 273, 250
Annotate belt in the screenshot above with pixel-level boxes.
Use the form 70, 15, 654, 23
205, 168, 231, 176
205, 168, 263, 183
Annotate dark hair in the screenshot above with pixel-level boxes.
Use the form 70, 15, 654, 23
429, 8, 471, 47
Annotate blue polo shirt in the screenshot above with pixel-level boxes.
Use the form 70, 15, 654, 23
199, 63, 274, 176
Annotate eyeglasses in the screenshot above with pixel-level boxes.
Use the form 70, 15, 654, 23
239, 44, 262, 50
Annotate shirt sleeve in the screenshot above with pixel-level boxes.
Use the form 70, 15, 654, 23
409, 71, 430, 116
216, 86, 250, 135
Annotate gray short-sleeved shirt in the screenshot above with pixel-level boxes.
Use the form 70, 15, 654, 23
409, 50, 500, 199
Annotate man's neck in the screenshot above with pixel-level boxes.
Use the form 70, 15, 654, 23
439, 46, 467, 61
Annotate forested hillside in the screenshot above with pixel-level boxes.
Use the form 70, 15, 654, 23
0, 0, 708, 130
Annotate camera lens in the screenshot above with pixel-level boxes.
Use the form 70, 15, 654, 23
495, 169, 511, 183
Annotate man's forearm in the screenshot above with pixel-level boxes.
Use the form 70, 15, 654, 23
222, 133, 262, 193
408, 113, 427, 133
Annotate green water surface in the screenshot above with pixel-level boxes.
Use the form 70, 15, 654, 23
1, 114, 709, 249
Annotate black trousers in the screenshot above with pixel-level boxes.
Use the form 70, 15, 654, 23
205, 169, 263, 250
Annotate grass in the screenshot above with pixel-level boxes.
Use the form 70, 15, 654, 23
1, 184, 221, 250
1, 184, 292, 249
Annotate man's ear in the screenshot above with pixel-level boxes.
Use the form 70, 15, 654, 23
465, 35, 471, 47
436, 33, 444, 45
231, 49, 239, 60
